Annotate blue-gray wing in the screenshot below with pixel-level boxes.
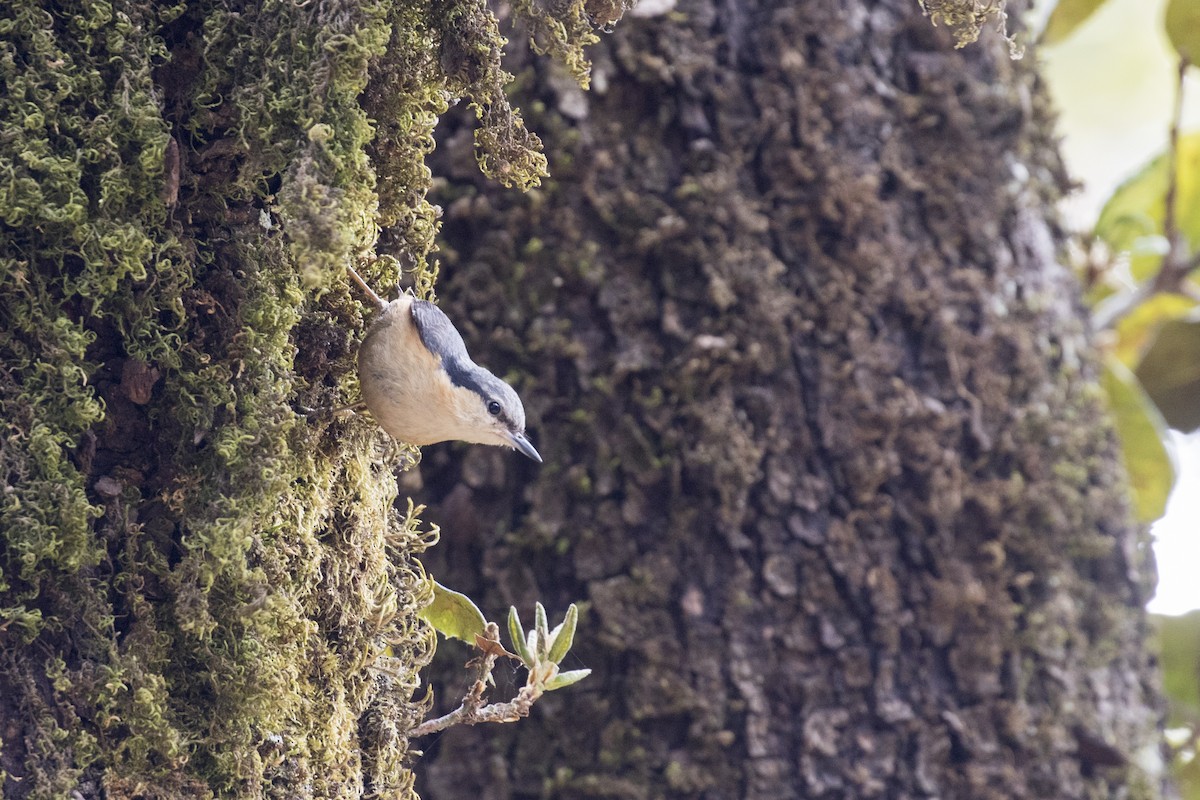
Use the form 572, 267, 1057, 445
411, 300, 472, 366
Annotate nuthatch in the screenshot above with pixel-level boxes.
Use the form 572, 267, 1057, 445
349, 267, 542, 462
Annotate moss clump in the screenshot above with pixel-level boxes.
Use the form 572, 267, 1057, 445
918, 0, 1014, 50
513, 0, 614, 89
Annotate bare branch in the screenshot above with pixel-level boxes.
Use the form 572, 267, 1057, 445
347, 264, 388, 310
409, 623, 544, 738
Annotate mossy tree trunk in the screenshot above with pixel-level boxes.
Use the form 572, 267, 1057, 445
0, 0, 593, 794
413, 1, 1166, 798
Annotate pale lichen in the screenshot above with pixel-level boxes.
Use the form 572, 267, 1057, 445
918, 0, 1020, 54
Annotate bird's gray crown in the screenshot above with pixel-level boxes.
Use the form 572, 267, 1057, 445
410, 299, 528, 432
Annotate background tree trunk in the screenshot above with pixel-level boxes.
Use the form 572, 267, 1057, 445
413, 1, 1165, 798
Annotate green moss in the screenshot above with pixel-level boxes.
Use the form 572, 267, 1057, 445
512, 0, 599, 88
918, 0, 1017, 52
0, 0, 162, 618
1, 0, 607, 793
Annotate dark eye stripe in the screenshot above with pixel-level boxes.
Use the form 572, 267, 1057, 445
443, 357, 488, 396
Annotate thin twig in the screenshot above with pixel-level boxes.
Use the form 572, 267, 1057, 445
347, 265, 388, 310
409, 685, 542, 738
1092, 280, 1154, 331
408, 623, 543, 738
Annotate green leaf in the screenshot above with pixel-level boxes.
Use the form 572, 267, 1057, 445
1155, 611, 1200, 724
1095, 132, 1200, 281
1135, 317, 1200, 432
1176, 752, 1200, 800
418, 581, 488, 643
507, 606, 533, 665
1042, 0, 1113, 45
1113, 293, 1198, 368
544, 668, 591, 692
1102, 357, 1176, 522
546, 603, 579, 665
1166, 0, 1200, 63
534, 602, 549, 658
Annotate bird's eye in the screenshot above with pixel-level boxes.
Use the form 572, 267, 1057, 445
487, 400, 502, 416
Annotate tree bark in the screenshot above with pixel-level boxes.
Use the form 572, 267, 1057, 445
414, 1, 1165, 798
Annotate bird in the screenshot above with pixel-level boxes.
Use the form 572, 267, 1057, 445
348, 266, 542, 462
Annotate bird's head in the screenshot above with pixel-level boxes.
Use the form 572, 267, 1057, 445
442, 363, 542, 462
357, 294, 543, 461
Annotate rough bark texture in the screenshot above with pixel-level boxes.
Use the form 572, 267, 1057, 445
413, 1, 1164, 798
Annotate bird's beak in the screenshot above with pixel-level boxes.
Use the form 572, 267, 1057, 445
508, 430, 543, 463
